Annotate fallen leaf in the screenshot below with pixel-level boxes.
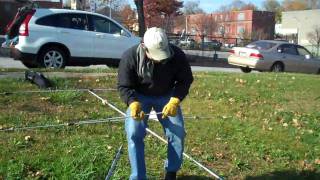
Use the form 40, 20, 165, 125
35, 171, 43, 177
308, 130, 314, 134
292, 118, 301, 127
40, 97, 50, 101
315, 159, 320, 165
24, 136, 32, 141
263, 155, 273, 163
215, 152, 224, 159
283, 123, 288, 127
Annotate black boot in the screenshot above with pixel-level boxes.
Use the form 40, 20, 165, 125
165, 171, 176, 180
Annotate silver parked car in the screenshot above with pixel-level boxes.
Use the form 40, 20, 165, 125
228, 40, 320, 74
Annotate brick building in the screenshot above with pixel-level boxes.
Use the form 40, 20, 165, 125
176, 10, 275, 44
0, 0, 62, 35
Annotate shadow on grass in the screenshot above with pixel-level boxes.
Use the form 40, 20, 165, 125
178, 175, 214, 180
245, 170, 320, 180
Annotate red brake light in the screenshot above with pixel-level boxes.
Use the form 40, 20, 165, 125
250, 53, 264, 59
19, 10, 36, 36
229, 49, 235, 54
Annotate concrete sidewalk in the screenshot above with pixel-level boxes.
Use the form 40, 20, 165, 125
0, 38, 233, 68
0, 36, 10, 57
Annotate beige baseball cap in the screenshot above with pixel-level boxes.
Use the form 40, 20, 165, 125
143, 27, 171, 61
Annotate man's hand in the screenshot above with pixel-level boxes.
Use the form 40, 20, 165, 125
129, 101, 145, 120
162, 97, 180, 119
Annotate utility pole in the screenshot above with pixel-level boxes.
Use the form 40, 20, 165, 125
109, 0, 112, 18
185, 15, 188, 39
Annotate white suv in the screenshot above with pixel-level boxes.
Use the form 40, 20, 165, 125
10, 8, 140, 68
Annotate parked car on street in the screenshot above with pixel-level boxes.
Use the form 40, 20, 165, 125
228, 40, 320, 74
8, 8, 141, 68
178, 37, 195, 48
202, 40, 222, 50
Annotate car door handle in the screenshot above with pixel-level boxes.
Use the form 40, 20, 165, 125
58, 30, 70, 34
95, 33, 104, 38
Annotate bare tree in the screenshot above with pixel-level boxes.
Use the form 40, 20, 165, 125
134, 0, 146, 37
183, 0, 204, 15
191, 13, 217, 48
192, 14, 217, 37
282, 0, 308, 11
119, 4, 137, 31
307, 0, 320, 9
252, 28, 269, 40
263, 0, 283, 23
308, 26, 320, 57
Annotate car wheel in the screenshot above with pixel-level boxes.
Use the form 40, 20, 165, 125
271, 62, 284, 72
22, 62, 38, 68
240, 67, 252, 73
38, 46, 67, 69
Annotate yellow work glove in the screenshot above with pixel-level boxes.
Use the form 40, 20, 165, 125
162, 97, 180, 119
129, 101, 145, 120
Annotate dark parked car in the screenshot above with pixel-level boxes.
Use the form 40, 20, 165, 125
202, 40, 222, 50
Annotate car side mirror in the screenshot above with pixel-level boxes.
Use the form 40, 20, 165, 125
120, 29, 129, 37
305, 54, 311, 59
277, 49, 282, 53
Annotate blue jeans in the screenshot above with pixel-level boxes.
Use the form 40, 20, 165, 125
125, 93, 186, 180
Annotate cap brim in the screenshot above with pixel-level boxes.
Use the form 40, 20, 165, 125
147, 47, 171, 61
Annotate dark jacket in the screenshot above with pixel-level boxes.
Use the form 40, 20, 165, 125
118, 44, 193, 105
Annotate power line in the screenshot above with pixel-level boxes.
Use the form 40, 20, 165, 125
105, 144, 123, 180
88, 90, 224, 180
0, 88, 117, 95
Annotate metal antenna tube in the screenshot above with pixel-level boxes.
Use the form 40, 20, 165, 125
105, 144, 123, 180
0, 88, 117, 95
88, 90, 224, 180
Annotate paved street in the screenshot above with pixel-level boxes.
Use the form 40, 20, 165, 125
183, 49, 230, 59
0, 56, 241, 72
0, 56, 111, 70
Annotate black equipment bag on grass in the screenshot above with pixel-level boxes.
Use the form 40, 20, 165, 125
25, 70, 53, 89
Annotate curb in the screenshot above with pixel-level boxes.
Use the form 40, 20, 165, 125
0, 37, 10, 57
186, 54, 234, 68
0, 48, 10, 57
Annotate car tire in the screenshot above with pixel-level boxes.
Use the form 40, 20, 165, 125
240, 67, 252, 73
271, 62, 284, 72
38, 46, 67, 69
22, 62, 38, 68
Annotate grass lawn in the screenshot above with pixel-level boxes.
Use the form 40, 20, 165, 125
0, 71, 319, 179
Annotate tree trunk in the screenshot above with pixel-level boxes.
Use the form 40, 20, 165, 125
134, 0, 146, 37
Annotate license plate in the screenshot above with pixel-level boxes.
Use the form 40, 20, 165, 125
239, 51, 246, 57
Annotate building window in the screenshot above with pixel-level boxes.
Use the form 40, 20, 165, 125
225, 15, 229, 21
238, 13, 245, 21
237, 26, 245, 34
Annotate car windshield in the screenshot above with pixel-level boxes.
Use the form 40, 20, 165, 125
246, 41, 277, 50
